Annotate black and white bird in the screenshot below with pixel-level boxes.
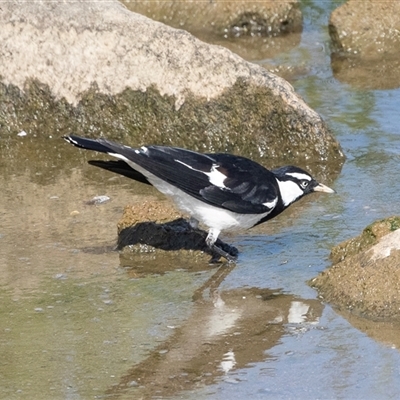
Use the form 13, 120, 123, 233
64, 135, 335, 261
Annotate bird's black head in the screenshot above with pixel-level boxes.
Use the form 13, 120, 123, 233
272, 165, 335, 206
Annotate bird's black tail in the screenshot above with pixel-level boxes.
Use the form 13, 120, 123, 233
63, 135, 115, 154
64, 135, 151, 185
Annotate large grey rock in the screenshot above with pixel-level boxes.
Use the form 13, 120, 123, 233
0, 0, 343, 175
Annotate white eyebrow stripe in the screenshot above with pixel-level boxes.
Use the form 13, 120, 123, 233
286, 172, 311, 181
175, 159, 229, 190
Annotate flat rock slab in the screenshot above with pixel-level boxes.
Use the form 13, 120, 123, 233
311, 217, 400, 321
0, 0, 343, 176
122, 0, 304, 62
122, 0, 302, 37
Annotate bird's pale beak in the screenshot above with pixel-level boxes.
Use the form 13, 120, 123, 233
313, 183, 336, 193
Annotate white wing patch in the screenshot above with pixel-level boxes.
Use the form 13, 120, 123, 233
174, 160, 229, 190
108, 152, 130, 161
262, 197, 278, 209
66, 136, 79, 146
206, 165, 229, 189
286, 172, 311, 181
134, 146, 148, 155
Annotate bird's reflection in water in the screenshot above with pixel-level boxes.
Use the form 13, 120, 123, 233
105, 262, 323, 399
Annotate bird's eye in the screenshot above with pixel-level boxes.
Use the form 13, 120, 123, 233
300, 180, 309, 189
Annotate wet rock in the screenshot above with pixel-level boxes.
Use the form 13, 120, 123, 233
310, 217, 400, 321
329, 0, 400, 89
329, 0, 400, 56
117, 202, 182, 231
117, 202, 237, 263
0, 0, 343, 175
122, 1, 302, 38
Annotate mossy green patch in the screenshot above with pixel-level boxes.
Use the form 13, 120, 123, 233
0, 78, 343, 179
330, 216, 400, 264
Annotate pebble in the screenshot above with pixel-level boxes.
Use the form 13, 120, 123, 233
85, 195, 110, 205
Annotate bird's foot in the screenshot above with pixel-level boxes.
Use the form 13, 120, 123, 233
205, 228, 238, 263
209, 242, 239, 264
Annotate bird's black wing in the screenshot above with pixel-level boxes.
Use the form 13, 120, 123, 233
64, 134, 214, 193
103, 145, 280, 214
64, 135, 279, 215
199, 153, 280, 214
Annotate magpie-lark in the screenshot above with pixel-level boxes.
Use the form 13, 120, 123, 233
64, 135, 335, 261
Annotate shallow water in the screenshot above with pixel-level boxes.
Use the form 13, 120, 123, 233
2, 1, 400, 399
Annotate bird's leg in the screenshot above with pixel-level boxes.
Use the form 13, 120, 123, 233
205, 228, 238, 263
189, 216, 199, 230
